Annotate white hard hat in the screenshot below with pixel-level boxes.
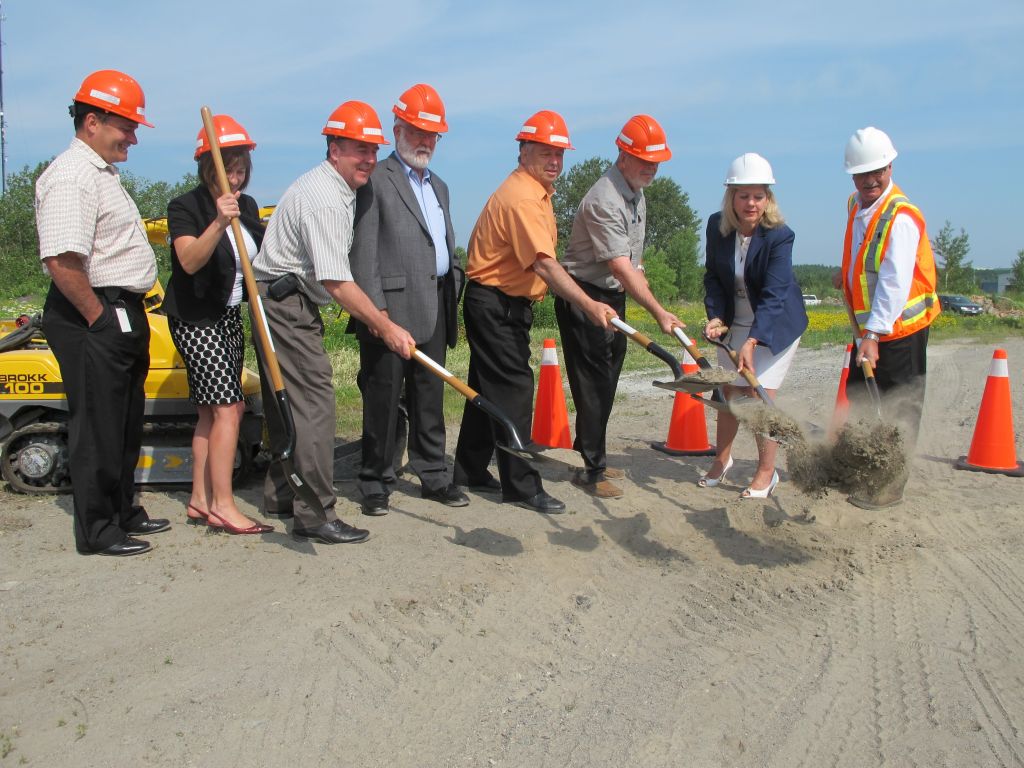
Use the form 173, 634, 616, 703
724, 153, 775, 186
844, 127, 897, 174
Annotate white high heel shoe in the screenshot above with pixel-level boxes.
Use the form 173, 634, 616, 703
697, 456, 734, 488
741, 470, 779, 499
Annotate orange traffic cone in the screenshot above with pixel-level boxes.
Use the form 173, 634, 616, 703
955, 349, 1024, 476
531, 338, 572, 449
829, 343, 853, 438
652, 350, 716, 456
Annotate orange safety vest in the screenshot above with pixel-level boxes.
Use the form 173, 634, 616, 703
841, 183, 940, 341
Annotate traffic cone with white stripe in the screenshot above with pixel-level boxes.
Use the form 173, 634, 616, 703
955, 349, 1024, 476
531, 338, 572, 449
829, 343, 854, 438
652, 349, 716, 456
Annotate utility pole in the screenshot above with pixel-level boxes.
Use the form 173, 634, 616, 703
0, 1, 7, 195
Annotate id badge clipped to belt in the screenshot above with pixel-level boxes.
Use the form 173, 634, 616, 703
113, 301, 132, 333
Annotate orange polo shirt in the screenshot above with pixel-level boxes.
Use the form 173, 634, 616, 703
466, 167, 557, 301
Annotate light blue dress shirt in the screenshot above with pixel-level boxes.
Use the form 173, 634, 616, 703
395, 153, 450, 277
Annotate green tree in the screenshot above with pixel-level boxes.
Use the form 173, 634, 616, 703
932, 220, 977, 293
0, 161, 53, 296
552, 157, 610, 252
1008, 249, 1024, 295
663, 229, 702, 301
643, 176, 701, 255
640, 246, 677, 304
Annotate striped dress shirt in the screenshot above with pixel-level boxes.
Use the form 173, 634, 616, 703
253, 161, 356, 306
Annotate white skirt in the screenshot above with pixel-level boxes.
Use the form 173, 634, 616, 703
716, 324, 800, 390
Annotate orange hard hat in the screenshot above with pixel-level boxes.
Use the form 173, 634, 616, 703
322, 101, 389, 145
72, 69, 154, 128
516, 110, 574, 150
393, 84, 448, 133
615, 115, 671, 162
194, 114, 256, 160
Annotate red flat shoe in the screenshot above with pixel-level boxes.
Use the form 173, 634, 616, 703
186, 503, 210, 526
205, 511, 274, 535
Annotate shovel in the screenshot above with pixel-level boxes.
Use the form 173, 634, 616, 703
667, 325, 735, 409
841, 295, 884, 418
609, 317, 719, 394
410, 347, 584, 469
201, 106, 327, 517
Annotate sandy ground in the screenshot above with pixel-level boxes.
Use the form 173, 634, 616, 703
2, 337, 1024, 768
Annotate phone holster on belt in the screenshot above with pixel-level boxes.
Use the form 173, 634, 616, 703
267, 273, 300, 301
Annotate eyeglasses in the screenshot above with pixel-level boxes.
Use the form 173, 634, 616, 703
403, 125, 442, 143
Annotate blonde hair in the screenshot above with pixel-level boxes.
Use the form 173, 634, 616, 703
719, 185, 785, 237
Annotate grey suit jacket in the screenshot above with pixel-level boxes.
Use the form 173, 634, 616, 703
347, 152, 464, 348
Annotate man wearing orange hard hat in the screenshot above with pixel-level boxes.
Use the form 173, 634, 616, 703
35, 69, 169, 556
347, 84, 468, 516
452, 110, 617, 514
557, 114, 682, 499
251, 101, 415, 544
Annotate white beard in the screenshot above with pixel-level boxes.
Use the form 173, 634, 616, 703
397, 133, 433, 171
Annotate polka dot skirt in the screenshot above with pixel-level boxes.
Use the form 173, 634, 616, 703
169, 305, 245, 405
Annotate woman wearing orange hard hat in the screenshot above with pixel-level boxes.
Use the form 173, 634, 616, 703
162, 114, 272, 535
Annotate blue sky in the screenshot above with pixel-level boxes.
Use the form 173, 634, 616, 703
4, 1, 1023, 268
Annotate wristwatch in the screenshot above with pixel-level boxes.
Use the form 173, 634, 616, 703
863, 331, 880, 342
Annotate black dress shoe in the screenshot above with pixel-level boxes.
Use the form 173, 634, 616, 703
128, 519, 171, 535
464, 476, 502, 493
422, 483, 470, 507
360, 493, 390, 516
292, 519, 370, 544
79, 538, 152, 557
514, 491, 566, 514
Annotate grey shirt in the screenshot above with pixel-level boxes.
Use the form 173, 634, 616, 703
253, 161, 355, 306
561, 164, 646, 291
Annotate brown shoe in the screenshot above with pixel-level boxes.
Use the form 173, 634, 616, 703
571, 471, 624, 499
567, 466, 625, 480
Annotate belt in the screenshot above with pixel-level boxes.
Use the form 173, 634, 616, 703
93, 287, 145, 303
469, 280, 535, 306
570, 275, 623, 299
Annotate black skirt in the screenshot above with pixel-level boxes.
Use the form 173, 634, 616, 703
169, 305, 245, 405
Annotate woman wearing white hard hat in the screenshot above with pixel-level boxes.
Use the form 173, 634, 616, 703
699, 153, 808, 498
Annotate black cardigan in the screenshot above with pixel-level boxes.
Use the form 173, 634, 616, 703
162, 185, 264, 326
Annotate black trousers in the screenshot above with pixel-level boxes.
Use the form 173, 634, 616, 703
357, 288, 449, 498
847, 325, 929, 447
43, 284, 150, 552
555, 283, 627, 478
453, 281, 542, 501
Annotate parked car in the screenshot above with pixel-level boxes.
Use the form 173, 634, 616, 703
802, 294, 822, 306
938, 294, 984, 316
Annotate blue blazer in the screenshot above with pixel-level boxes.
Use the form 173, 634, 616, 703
703, 211, 808, 354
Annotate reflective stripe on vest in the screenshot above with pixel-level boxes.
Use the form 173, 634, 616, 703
843, 185, 940, 341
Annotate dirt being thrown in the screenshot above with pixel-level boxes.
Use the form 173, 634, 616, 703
788, 419, 906, 496
733, 402, 807, 446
